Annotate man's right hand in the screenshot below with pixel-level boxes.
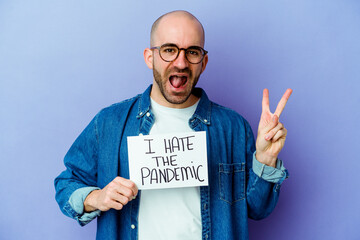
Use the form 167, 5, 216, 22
84, 177, 138, 212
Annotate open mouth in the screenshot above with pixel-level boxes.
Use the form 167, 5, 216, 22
169, 75, 188, 89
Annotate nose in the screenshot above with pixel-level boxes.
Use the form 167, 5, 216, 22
172, 49, 188, 69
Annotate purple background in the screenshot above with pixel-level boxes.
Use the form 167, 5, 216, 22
1, 0, 359, 239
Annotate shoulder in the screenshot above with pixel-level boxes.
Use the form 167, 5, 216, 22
209, 101, 255, 139
210, 101, 249, 126
95, 94, 142, 122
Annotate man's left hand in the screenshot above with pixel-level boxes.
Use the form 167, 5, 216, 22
255, 88, 293, 167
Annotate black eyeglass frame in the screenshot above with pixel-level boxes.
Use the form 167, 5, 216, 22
150, 44, 208, 64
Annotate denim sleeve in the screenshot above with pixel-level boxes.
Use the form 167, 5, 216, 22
243, 119, 282, 220
252, 152, 289, 184
54, 113, 100, 226
68, 187, 101, 225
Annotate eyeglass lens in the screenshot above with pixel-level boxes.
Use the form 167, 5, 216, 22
159, 45, 205, 64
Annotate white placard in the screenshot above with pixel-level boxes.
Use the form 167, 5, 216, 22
127, 131, 208, 190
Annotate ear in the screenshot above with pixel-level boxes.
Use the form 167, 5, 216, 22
144, 48, 153, 69
200, 54, 208, 74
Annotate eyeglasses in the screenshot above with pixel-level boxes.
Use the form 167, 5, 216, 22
151, 44, 208, 64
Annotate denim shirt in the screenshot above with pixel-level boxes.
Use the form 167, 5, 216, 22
55, 85, 288, 240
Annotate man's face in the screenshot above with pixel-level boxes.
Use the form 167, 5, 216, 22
148, 14, 208, 108
152, 51, 201, 105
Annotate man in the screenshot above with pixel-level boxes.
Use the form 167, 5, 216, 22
55, 10, 292, 240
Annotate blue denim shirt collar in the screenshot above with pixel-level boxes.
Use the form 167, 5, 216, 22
137, 84, 211, 126
137, 85, 152, 119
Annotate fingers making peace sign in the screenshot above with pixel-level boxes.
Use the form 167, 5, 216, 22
255, 89, 293, 167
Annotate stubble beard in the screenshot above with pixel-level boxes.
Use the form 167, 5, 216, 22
152, 66, 200, 105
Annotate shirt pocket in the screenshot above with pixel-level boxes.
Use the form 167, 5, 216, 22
219, 163, 245, 204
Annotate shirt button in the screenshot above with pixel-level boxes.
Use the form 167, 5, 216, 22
204, 119, 208, 123
205, 234, 208, 239
203, 203, 207, 210
146, 112, 150, 117
139, 133, 143, 136
131, 224, 136, 229
139, 112, 143, 116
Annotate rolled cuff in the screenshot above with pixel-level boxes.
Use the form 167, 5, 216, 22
252, 152, 289, 184
68, 186, 101, 226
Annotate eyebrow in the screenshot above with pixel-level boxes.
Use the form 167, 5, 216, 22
161, 43, 203, 49
161, 43, 178, 47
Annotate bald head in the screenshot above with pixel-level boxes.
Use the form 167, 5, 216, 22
150, 10, 205, 47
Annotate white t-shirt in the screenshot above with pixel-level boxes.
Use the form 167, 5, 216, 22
137, 98, 201, 240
